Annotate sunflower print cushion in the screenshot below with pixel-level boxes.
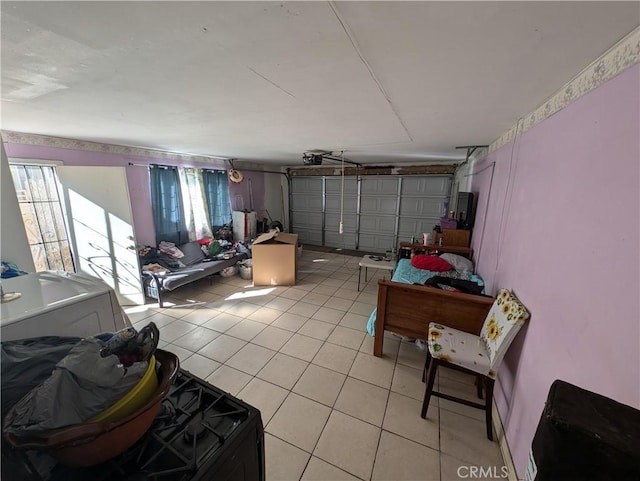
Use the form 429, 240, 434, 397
480, 289, 530, 366
427, 323, 493, 377
426, 290, 529, 379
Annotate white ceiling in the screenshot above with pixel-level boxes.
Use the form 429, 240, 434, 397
2, 1, 638, 166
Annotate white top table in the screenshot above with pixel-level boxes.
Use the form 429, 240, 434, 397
358, 255, 396, 291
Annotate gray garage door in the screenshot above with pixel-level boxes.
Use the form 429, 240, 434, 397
358, 176, 399, 252
324, 177, 358, 249
398, 176, 451, 243
290, 177, 323, 246
290, 175, 451, 252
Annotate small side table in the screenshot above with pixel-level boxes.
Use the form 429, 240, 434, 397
358, 255, 395, 291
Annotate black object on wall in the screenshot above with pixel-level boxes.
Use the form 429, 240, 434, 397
526, 379, 640, 481
456, 192, 475, 229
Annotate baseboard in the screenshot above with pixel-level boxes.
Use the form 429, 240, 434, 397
492, 400, 519, 481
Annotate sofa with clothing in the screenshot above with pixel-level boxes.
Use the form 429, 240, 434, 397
140, 240, 247, 307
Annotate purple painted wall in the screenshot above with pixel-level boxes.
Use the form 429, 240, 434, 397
471, 64, 639, 476
228, 169, 267, 221
2, 143, 265, 246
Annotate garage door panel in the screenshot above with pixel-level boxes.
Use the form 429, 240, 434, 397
291, 177, 322, 236
325, 195, 357, 212
325, 213, 357, 232
292, 177, 323, 193
296, 229, 323, 245
325, 232, 356, 249
326, 178, 357, 195
398, 217, 441, 238
399, 197, 445, 217
360, 215, 396, 233
402, 176, 450, 197
397, 176, 451, 249
291, 195, 323, 212
362, 177, 398, 195
292, 211, 323, 229
358, 233, 395, 252
360, 197, 397, 215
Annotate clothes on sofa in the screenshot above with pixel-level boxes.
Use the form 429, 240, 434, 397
156, 256, 186, 269
141, 263, 168, 273
142, 240, 248, 307
208, 240, 222, 257
158, 241, 184, 258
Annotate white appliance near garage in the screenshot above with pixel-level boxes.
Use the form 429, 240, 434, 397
232, 210, 257, 242
0, 271, 129, 341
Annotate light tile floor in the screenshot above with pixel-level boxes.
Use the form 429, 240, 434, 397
126, 250, 505, 481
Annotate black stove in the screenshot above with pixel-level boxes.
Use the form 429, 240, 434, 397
2, 370, 265, 481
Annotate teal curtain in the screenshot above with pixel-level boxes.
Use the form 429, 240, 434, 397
149, 164, 188, 245
202, 170, 231, 229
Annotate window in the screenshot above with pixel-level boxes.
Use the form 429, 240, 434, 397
149, 164, 188, 245
9, 164, 75, 272
202, 169, 231, 229
150, 165, 231, 244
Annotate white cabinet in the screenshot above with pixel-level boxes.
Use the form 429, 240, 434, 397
0, 271, 128, 341
232, 211, 257, 242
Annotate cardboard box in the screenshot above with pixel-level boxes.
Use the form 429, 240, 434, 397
251, 231, 298, 286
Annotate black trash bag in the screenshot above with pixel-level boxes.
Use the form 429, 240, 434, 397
1, 336, 81, 418
3, 337, 148, 436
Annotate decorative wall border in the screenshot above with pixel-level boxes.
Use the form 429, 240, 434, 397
489, 26, 639, 154
0, 130, 231, 164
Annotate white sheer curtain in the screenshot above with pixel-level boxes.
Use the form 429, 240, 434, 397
178, 167, 212, 241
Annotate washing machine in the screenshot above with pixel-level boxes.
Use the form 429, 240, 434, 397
0, 271, 129, 341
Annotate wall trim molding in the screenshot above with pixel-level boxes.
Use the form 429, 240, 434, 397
0, 130, 232, 165
489, 26, 639, 154
493, 400, 520, 481
7, 157, 63, 166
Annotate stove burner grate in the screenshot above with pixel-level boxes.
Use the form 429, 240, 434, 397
3, 370, 259, 481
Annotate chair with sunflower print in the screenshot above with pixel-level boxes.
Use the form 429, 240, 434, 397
421, 288, 529, 440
